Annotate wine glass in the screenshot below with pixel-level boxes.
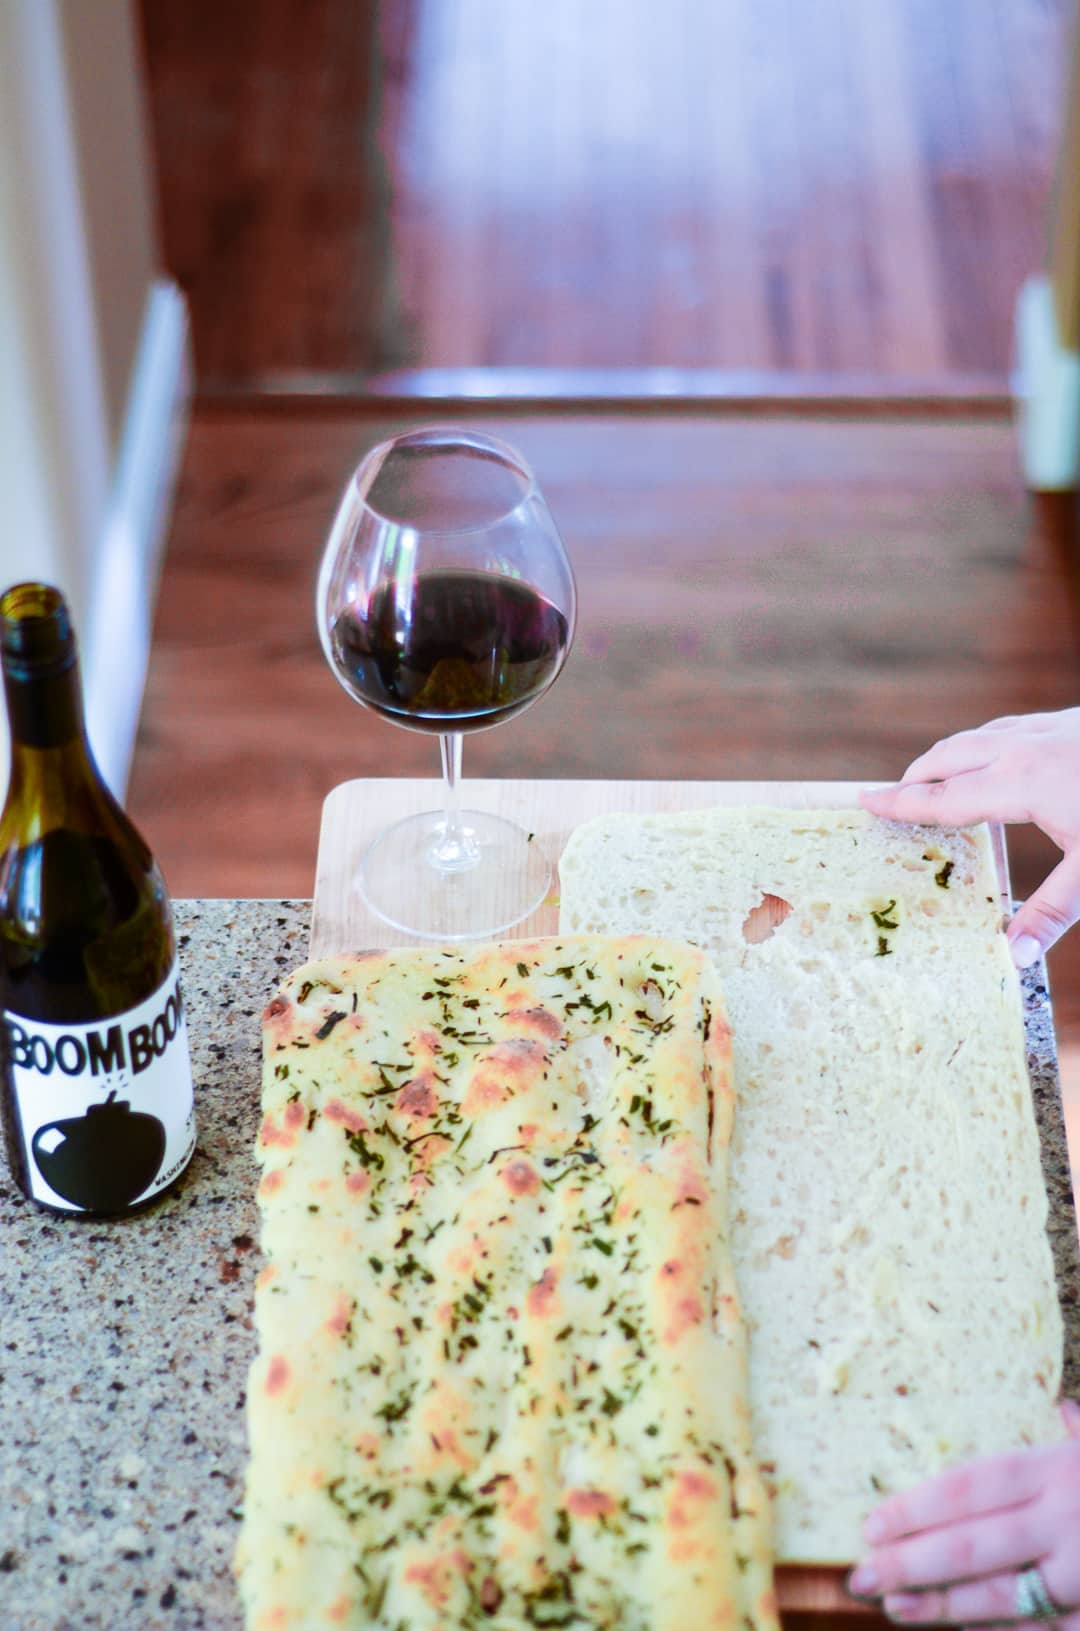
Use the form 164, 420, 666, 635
316, 427, 576, 941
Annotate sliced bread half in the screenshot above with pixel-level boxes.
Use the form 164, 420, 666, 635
558, 806, 1063, 1562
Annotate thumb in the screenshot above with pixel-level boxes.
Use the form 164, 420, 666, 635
1007, 848, 1080, 968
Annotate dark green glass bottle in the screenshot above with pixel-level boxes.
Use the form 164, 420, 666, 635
0, 583, 195, 1217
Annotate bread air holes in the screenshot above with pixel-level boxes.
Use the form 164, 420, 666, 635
741, 893, 793, 945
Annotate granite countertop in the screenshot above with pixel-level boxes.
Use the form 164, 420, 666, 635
0, 898, 1077, 1631
0, 901, 310, 1631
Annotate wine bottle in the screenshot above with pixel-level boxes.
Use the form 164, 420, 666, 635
0, 583, 196, 1217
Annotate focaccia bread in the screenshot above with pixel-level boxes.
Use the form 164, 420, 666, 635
237, 936, 778, 1631
558, 807, 1065, 1563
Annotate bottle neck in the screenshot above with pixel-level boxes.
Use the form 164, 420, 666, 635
0, 586, 108, 839
2, 657, 100, 832
4, 652, 90, 752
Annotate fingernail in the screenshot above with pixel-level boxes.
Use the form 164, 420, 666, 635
1060, 1397, 1080, 1434
848, 1564, 879, 1596
1010, 934, 1042, 969
863, 1511, 888, 1544
884, 1594, 923, 1621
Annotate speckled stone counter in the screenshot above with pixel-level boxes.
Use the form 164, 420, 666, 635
0, 901, 310, 1631
0, 899, 1077, 1631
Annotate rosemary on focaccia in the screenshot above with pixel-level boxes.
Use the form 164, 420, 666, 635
237, 936, 778, 1631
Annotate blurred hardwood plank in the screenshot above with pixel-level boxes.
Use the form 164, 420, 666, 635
849, 0, 947, 374
138, 0, 1070, 383
1049, 6, 1080, 346
997, 0, 1073, 253
700, 1, 772, 369
138, 0, 395, 378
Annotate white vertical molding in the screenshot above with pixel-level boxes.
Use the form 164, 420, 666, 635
0, 0, 112, 628
0, 1, 189, 797
83, 282, 191, 798
1014, 276, 1080, 491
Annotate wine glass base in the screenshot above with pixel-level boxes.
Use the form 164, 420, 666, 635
357, 809, 553, 942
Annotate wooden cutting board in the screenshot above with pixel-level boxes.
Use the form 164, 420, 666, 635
311, 776, 1011, 957
311, 776, 1012, 1623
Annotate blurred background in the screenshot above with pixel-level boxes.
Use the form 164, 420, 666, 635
3, 0, 1080, 1139
146, 0, 1067, 382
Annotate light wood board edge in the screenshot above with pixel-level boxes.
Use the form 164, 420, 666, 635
311, 777, 1011, 956
311, 777, 944, 957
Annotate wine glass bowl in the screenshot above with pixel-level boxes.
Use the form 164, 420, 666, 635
316, 428, 576, 939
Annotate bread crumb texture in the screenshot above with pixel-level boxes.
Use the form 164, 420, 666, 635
559, 807, 1064, 1562
238, 936, 779, 1631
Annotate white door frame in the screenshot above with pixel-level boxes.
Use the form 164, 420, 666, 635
0, 0, 189, 794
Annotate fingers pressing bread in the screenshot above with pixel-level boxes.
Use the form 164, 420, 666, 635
859, 767, 1029, 829
860, 706, 1080, 967
899, 729, 999, 787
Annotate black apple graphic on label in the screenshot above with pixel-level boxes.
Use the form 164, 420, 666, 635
31, 1090, 166, 1211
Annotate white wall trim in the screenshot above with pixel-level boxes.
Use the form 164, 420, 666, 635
0, 0, 112, 620
1014, 275, 1080, 491
83, 280, 191, 798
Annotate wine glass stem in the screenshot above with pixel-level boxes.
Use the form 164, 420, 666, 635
432, 732, 480, 873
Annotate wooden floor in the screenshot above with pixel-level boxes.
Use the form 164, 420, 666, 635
138, 0, 1071, 383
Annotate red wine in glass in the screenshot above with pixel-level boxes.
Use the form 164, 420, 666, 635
329, 569, 571, 734
316, 428, 576, 940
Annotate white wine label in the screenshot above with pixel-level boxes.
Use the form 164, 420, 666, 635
3, 959, 196, 1214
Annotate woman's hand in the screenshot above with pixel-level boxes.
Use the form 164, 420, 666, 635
859, 709, 1080, 968
848, 1403, 1080, 1625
